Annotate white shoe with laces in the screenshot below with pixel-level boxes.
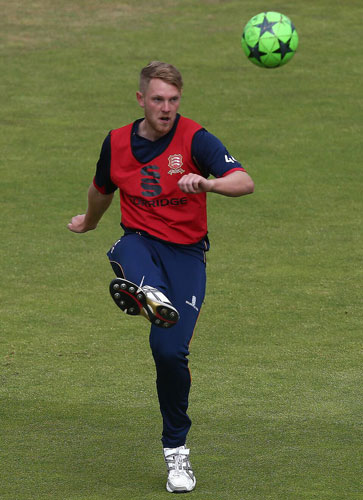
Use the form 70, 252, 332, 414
109, 278, 179, 328
164, 445, 196, 493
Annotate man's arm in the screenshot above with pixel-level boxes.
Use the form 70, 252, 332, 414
67, 183, 114, 233
178, 170, 254, 197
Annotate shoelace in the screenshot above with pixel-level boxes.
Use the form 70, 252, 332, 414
166, 451, 192, 474
142, 285, 172, 305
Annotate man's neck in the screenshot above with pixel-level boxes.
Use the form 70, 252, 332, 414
137, 119, 163, 142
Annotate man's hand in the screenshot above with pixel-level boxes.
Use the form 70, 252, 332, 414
67, 214, 97, 233
178, 173, 212, 194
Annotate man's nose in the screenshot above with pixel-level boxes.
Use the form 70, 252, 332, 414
162, 100, 170, 112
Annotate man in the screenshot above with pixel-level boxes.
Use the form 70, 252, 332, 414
68, 61, 254, 493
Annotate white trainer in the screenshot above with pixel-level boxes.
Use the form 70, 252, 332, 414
109, 278, 179, 328
164, 446, 196, 493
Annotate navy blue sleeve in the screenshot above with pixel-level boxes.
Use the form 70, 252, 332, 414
191, 129, 245, 178
93, 133, 118, 194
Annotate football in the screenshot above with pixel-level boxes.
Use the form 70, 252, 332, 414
241, 11, 298, 68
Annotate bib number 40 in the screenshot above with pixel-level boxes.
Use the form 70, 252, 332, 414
224, 154, 237, 163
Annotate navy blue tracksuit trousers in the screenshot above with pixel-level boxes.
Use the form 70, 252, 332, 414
107, 232, 207, 448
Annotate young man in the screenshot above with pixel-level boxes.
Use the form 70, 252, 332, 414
68, 61, 254, 493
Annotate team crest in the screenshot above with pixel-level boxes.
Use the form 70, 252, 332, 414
168, 154, 185, 175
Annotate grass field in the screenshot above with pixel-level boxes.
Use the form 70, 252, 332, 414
1, 1, 362, 499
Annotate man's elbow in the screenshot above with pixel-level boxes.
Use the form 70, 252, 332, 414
245, 178, 254, 194
237, 176, 254, 196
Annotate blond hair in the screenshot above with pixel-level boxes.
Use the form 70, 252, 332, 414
139, 61, 183, 94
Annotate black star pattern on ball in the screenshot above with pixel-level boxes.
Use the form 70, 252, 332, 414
247, 42, 267, 62
255, 15, 278, 36
273, 38, 293, 59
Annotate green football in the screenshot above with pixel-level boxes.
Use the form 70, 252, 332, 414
241, 11, 298, 68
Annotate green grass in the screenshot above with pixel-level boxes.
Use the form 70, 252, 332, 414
1, 1, 362, 499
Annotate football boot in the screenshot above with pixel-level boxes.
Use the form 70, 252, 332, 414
164, 446, 196, 493
109, 278, 179, 328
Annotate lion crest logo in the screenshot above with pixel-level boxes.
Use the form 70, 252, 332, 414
168, 154, 185, 175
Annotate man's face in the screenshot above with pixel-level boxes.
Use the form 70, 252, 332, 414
136, 78, 181, 140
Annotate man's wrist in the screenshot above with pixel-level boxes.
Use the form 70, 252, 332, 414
206, 178, 216, 193
83, 215, 98, 231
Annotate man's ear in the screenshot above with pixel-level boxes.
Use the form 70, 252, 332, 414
136, 91, 144, 108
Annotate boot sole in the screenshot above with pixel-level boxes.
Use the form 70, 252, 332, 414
109, 278, 179, 328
